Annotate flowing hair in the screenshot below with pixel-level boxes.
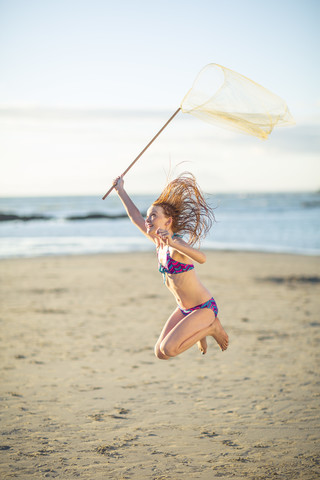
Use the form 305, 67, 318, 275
153, 172, 215, 246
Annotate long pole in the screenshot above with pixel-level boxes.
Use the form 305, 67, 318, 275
102, 107, 181, 199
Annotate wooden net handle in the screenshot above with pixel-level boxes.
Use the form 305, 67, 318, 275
102, 108, 181, 199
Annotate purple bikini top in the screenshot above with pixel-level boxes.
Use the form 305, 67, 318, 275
157, 234, 194, 282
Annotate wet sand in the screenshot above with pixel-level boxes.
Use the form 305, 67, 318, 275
0, 251, 319, 479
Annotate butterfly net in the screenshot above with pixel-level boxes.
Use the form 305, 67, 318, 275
180, 64, 295, 139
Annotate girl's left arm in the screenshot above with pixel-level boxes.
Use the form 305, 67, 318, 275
155, 228, 206, 263
171, 238, 206, 264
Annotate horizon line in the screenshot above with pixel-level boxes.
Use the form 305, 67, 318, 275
0, 189, 319, 199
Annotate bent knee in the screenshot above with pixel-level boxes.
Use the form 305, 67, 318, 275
159, 341, 178, 358
154, 343, 170, 360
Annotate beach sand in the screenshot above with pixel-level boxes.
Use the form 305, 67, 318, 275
0, 251, 319, 479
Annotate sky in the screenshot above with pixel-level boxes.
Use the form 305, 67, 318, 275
0, 0, 319, 196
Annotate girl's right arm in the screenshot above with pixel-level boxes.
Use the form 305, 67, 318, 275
113, 176, 150, 239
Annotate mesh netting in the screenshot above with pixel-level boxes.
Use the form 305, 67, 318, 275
180, 64, 294, 139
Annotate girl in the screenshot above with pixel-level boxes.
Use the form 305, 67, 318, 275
113, 172, 229, 359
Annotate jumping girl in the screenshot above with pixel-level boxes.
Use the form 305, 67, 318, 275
113, 172, 229, 359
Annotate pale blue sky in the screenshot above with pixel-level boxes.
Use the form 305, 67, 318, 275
1, 0, 319, 114
0, 0, 319, 195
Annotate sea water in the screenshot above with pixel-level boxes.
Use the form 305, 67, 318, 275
0, 192, 319, 258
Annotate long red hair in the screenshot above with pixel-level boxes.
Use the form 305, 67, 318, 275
153, 172, 214, 246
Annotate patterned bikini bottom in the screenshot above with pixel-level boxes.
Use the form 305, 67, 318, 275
178, 297, 218, 317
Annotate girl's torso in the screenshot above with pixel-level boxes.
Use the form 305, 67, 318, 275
157, 245, 212, 309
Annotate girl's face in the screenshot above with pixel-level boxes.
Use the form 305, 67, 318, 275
145, 205, 171, 234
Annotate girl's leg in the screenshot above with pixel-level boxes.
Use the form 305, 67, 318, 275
160, 309, 228, 358
154, 307, 185, 360
197, 337, 208, 355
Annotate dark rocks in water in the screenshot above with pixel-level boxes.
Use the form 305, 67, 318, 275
0, 213, 53, 222
302, 200, 320, 209
0, 211, 147, 222
66, 211, 147, 221
66, 212, 130, 221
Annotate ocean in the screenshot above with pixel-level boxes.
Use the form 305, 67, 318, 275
0, 192, 319, 258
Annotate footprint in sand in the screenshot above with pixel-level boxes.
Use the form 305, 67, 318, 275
222, 439, 239, 447
199, 430, 219, 438
96, 434, 138, 457
89, 407, 130, 422
96, 444, 120, 457
109, 407, 130, 419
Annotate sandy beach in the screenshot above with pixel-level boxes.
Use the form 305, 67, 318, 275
0, 251, 319, 479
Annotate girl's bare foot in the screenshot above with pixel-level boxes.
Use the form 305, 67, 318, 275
197, 337, 207, 355
210, 317, 229, 351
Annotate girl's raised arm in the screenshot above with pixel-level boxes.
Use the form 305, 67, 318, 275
113, 177, 151, 239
